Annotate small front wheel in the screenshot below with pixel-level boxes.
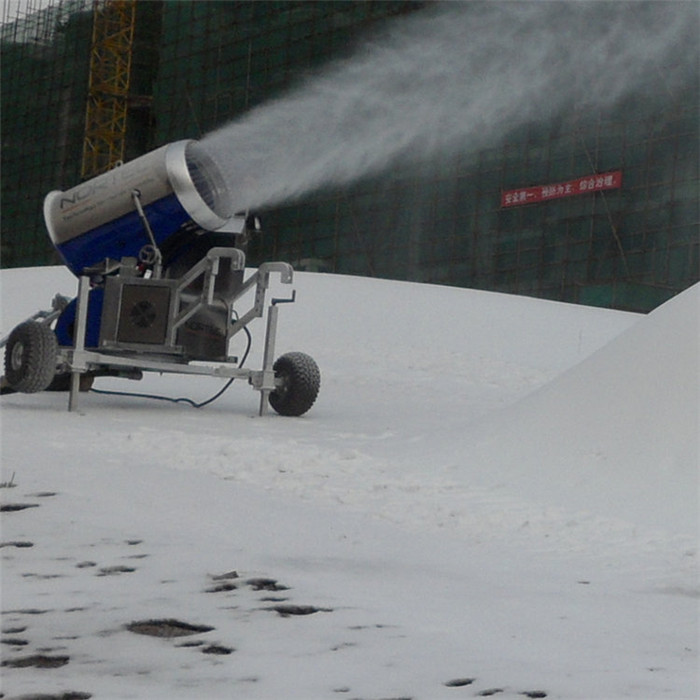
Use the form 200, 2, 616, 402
269, 352, 320, 417
4, 322, 58, 393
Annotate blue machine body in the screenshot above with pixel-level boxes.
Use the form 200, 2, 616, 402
54, 288, 105, 349
44, 140, 239, 277
54, 194, 190, 277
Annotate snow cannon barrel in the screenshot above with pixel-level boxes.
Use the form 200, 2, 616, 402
44, 140, 238, 276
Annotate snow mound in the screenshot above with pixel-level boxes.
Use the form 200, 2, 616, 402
460, 282, 699, 535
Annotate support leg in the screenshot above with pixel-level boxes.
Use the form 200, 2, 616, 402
68, 276, 90, 413
258, 302, 279, 416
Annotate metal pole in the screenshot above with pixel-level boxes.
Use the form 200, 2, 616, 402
258, 302, 279, 416
131, 189, 163, 278
68, 276, 90, 412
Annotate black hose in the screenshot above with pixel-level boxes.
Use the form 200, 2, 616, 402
89, 324, 253, 409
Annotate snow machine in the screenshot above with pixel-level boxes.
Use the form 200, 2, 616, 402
0, 140, 320, 415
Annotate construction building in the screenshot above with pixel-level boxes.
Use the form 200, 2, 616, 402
1, 0, 698, 311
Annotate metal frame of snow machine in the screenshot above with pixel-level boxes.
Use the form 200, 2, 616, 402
1, 249, 320, 416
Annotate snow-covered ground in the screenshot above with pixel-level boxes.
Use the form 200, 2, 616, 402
1, 266, 697, 700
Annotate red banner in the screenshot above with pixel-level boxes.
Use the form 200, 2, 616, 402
501, 170, 622, 208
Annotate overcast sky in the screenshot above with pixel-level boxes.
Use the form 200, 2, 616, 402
2, 0, 57, 24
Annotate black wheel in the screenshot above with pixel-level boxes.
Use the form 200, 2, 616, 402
4, 322, 58, 393
269, 352, 320, 417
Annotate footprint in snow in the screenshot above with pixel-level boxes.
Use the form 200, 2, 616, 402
0, 541, 34, 548
127, 619, 214, 638
268, 604, 332, 617
0, 503, 40, 512
96, 565, 136, 576
1, 653, 70, 668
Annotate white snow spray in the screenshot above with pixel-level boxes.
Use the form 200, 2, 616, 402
198, 1, 697, 215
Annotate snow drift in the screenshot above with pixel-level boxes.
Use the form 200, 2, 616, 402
452, 282, 699, 535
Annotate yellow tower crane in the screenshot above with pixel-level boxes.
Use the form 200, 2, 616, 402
81, 0, 136, 179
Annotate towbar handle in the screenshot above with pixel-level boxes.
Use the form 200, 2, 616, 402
272, 290, 296, 305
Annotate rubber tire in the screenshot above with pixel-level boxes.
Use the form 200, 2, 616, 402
4, 322, 58, 393
269, 352, 320, 417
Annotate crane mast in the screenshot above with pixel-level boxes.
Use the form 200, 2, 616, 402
81, 0, 136, 179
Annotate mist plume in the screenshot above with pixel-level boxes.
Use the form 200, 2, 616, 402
198, 1, 697, 215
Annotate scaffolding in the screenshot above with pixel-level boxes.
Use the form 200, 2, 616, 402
81, 0, 136, 178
